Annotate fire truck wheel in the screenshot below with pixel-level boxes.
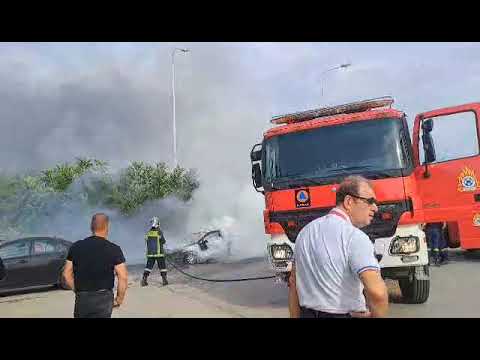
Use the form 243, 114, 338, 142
399, 267, 430, 304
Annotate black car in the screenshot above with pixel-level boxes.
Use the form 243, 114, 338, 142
0, 237, 72, 294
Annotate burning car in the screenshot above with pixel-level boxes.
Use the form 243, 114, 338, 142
166, 230, 232, 265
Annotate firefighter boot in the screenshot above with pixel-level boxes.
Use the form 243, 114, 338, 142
141, 273, 149, 287
161, 272, 168, 286
439, 250, 449, 265
432, 249, 440, 266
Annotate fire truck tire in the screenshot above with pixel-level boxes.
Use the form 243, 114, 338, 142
399, 267, 430, 304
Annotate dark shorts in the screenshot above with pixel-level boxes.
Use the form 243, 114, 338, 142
300, 307, 352, 318
74, 289, 114, 318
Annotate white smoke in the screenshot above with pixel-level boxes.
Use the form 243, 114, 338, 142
2, 43, 479, 265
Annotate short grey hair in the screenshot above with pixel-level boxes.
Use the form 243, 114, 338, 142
335, 175, 372, 205
90, 213, 109, 233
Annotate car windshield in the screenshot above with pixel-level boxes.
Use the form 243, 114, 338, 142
264, 118, 409, 187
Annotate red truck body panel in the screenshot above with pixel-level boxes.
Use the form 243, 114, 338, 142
262, 100, 480, 249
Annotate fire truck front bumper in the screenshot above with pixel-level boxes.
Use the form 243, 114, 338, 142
373, 224, 429, 269
266, 224, 428, 278
267, 234, 295, 274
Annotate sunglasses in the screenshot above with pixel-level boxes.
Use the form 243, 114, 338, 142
347, 193, 378, 206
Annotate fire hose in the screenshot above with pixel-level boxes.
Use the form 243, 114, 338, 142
165, 255, 276, 282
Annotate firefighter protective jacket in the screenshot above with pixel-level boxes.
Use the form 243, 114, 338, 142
145, 228, 166, 258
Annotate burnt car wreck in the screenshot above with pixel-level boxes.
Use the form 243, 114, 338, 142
166, 230, 232, 265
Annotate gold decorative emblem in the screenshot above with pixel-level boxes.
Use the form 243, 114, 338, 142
474, 214, 480, 227
457, 166, 478, 192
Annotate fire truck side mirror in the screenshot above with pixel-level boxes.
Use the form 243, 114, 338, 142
252, 163, 263, 189
422, 132, 436, 164
250, 149, 262, 162
421, 118, 436, 167
422, 118, 434, 133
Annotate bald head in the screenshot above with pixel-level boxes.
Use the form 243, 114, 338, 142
90, 213, 109, 237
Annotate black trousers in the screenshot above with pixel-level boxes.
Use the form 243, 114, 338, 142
300, 307, 352, 318
74, 289, 114, 318
144, 256, 167, 274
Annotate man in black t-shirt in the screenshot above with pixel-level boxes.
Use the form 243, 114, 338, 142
63, 213, 128, 318
0, 256, 5, 281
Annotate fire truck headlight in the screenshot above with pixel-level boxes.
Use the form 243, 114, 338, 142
390, 236, 419, 255
271, 245, 293, 260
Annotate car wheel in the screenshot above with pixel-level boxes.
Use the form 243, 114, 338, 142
183, 252, 197, 265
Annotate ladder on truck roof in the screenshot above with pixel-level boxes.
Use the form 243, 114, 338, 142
270, 96, 394, 125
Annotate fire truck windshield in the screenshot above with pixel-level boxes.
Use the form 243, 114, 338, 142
264, 118, 410, 189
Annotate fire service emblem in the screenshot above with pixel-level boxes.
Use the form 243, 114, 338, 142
457, 166, 478, 192
474, 214, 480, 227
295, 189, 311, 208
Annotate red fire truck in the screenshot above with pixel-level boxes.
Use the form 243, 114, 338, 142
251, 97, 480, 303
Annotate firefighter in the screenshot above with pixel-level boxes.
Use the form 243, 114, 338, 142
425, 222, 448, 266
141, 217, 169, 286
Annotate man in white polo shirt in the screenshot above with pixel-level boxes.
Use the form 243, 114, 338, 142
288, 175, 389, 318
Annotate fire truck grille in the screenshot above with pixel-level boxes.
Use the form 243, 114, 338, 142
269, 201, 411, 243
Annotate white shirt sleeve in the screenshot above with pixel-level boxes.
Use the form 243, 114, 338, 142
348, 230, 380, 276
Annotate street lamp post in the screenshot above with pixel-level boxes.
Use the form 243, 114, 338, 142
320, 63, 351, 96
171, 47, 190, 168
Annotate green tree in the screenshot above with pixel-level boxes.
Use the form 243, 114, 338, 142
0, 158, 200, 238
106, 162, 199, 215
40, 157, 107, 192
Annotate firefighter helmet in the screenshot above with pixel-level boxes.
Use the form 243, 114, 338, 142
150, 217, 160, 229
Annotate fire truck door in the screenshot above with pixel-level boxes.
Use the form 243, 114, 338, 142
413, 103, 480, 249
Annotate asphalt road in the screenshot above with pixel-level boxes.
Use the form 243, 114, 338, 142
386, 249, 480, 317
132, 249, 480, 317
0, 249, 479, 317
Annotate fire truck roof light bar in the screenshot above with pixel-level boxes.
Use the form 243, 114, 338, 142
271, 96, 395, 125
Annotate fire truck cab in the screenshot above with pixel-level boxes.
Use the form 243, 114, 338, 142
251, 97, 480, 304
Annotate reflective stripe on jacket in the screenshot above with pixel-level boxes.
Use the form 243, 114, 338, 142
145, 229, 166, 257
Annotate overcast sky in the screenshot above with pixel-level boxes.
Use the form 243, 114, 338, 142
1, 42, 478, 256
2, 42, 479, 171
